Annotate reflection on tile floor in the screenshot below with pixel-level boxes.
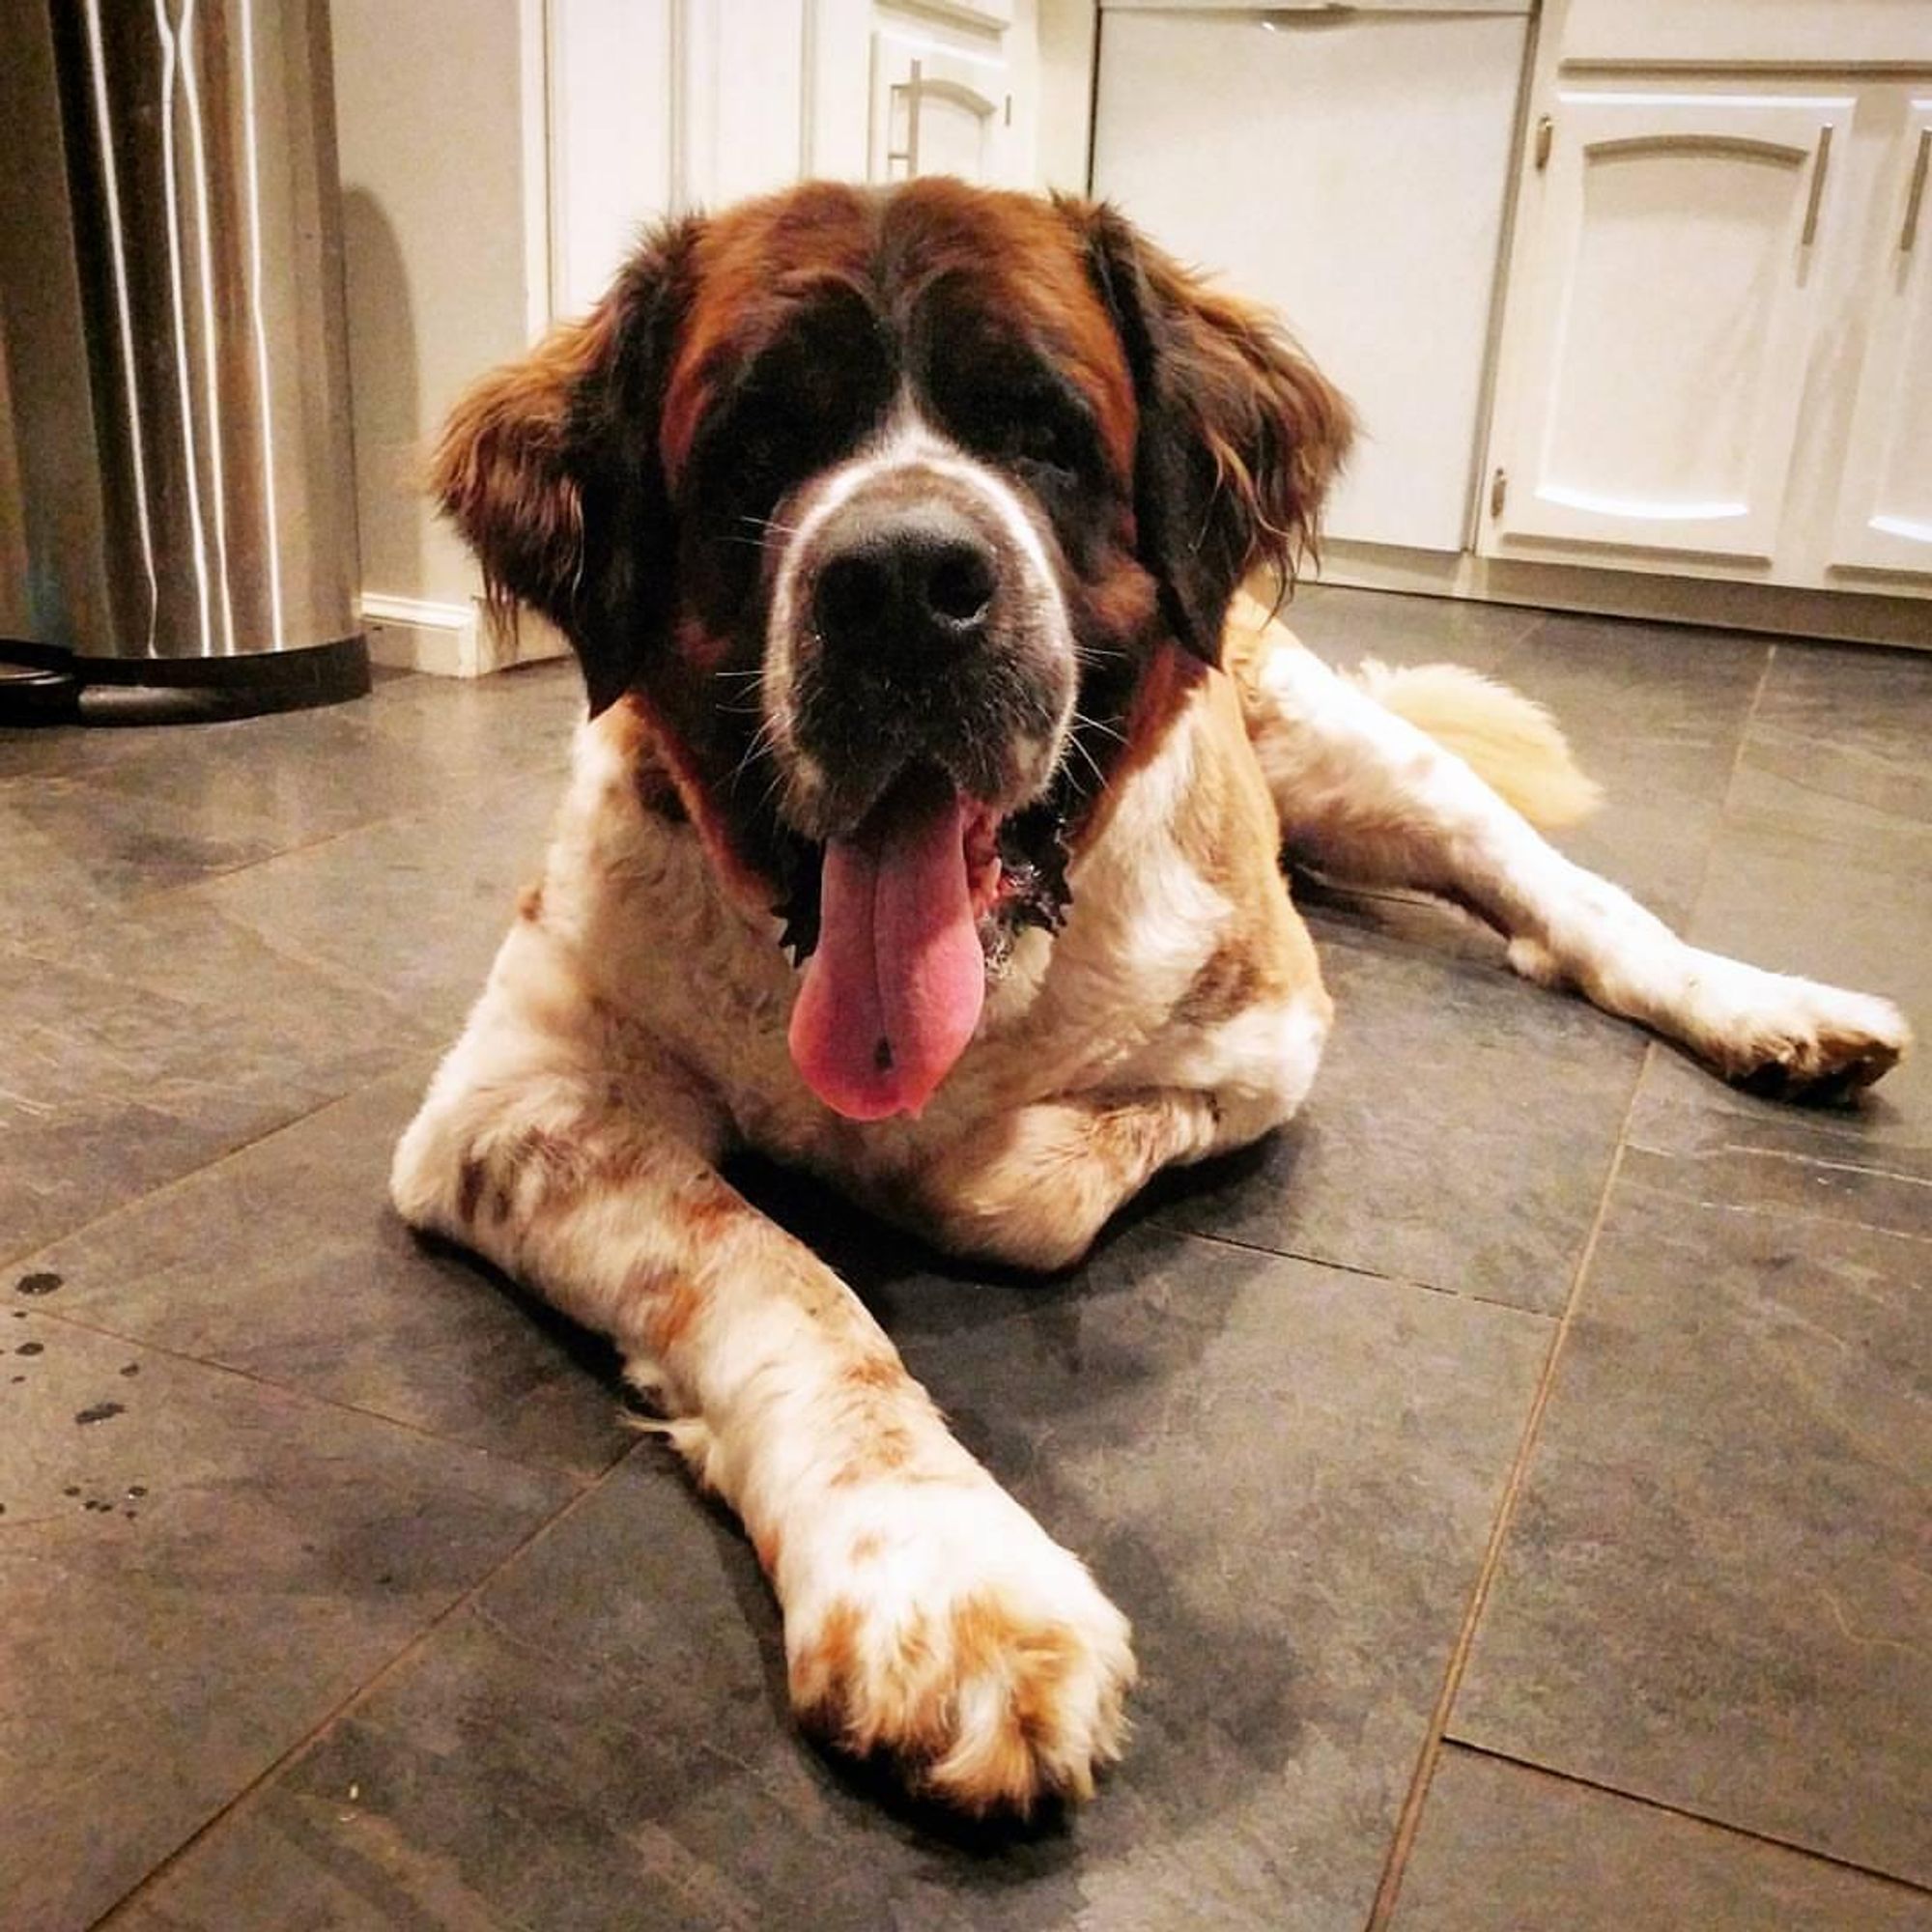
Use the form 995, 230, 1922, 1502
3, 591, 1926, 1929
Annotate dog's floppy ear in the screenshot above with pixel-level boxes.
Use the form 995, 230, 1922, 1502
429, 217, 699, 716
1065, 199, 1354, 663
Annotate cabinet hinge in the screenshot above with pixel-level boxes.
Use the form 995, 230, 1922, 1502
1534, 116, 1553, 171
1004, 94, 1012, 128
1490, 468, 1508, 518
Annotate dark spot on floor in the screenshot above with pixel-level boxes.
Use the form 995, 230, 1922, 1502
120, 1363, 140, 1378
127, 1485, 147, 1499
16, 1342, 44, 1356
15, 1272, 63, 1296
63, 1486, 81, 1497
75, 1402, 125, 1426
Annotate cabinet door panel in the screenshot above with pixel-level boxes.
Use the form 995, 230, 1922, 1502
869, 33, 1011, 186
1832, 105, 1932, 581
1494, 91, 1851, 562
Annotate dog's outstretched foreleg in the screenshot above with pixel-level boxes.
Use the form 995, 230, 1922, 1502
390, 953, 1135, 1814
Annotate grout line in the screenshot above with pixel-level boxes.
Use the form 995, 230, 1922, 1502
1690, 641, 1777, 926
1365, 1069, 1646, 1930
0, 1066, 428, 1275
16, 751, 566, 945
1144, 1217, 1563, 1321
11, 1288, 623, 1490
1438, 1740, 1932, 1900
91, 1439, 651, 1928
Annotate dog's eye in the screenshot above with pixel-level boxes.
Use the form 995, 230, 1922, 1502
1001, 412, 1086, 478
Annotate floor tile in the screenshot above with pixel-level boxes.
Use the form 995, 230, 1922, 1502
1151, 901, 1644, 1313
0, 720, 151, 785
0, 1315, 575, 1932
1291, 583, 1544, 675
122, 1222, 1551, 1932
69, 705, 468, 857
1655, 634, 1932, 1158
1392, 1747, 1931, 1932
1656, 813, 1932, 1173
360, 659, 585, 783
0, 776, 281, 947
192, 771, 562, 1029
1725, 641, 1932, 873
21, 1066, 635, 1480
1450, 1144, 1932, 1885
1483, 613, 1769, 928
0, 899, 438, 1266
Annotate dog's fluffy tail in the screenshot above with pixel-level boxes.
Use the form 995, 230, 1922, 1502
1351, 659, 1603, 829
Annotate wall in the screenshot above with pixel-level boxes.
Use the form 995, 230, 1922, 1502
330, 0, 538, 616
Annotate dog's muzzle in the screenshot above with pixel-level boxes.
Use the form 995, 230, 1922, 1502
766, 446, 1076, 1122
772, 457, 1074, 839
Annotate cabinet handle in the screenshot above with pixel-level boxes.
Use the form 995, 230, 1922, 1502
1903, 127, 1931, 254
1801, 123, 1833, 248
887, 59, 924, 178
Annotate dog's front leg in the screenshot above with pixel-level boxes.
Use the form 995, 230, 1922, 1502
909, 1090, 1227, 1272
1240, 641, 1912, 1097
390, 1001, 1134, 1813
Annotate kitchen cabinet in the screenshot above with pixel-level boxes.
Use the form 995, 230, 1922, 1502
869, 29, 1016, 185
1831, 101, 1932, 580
1481, 18, 1932, 598
1484, 87, 1852, 564
548, 0, 1036, 314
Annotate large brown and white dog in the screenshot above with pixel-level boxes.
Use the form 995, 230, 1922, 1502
392, 180, 1910, 1817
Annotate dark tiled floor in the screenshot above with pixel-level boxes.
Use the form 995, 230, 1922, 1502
3, 588, 1927, 1930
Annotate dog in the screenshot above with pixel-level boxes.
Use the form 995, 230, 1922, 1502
391, 179, 1911, 1817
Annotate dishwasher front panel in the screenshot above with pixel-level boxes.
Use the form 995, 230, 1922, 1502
1094, 5, 1531, 554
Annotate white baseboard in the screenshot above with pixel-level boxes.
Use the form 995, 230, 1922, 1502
359, 593, 572, 677
1313, 544, 1932, 650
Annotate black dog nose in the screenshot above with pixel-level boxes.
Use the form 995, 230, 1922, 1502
810, 503, 998, 659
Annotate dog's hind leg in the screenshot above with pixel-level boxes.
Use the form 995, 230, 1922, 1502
389, 940, 1134, 1815
1232, 624, 1911, 1099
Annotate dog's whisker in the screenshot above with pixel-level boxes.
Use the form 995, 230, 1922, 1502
1071, 708, 1126, 746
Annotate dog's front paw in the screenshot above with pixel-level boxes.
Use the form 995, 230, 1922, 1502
1700, 965, 1912, 1102
783, 1483, 1135, 1816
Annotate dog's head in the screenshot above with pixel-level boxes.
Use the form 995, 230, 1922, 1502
433, 180, 1350, 1119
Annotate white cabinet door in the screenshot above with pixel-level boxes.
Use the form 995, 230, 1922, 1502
869, 30, 1013, 185
1491, 89, 1853, 563
1831, 102, 1932, 580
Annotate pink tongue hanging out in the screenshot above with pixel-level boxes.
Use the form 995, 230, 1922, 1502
789, 771, 986, 1121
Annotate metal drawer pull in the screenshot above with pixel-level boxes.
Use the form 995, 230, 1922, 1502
1903, 127, 1931, 254
1801, 123, 1833, 248
888, 59, 923, 177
